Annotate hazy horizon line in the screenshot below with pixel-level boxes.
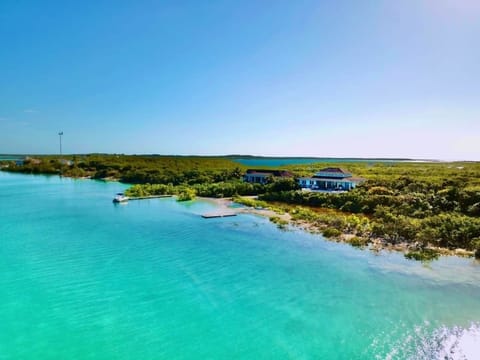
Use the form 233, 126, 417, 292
1, 153, 478, 162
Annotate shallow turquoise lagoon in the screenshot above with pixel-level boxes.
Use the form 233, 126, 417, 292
1, 172, 479, 359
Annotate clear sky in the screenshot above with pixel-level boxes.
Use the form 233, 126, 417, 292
1, 0, 479, 160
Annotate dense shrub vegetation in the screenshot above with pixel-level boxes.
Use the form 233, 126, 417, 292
259, 162, 480, 254
2, 154, 245, 185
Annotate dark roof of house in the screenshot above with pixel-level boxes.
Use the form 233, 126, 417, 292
245, 172, 272, 177
245, 169, 294, 177
318, 167, 350, 174
313, 167, 353, 178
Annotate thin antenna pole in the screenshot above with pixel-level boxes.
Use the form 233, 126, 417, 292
58, 131, 63, 156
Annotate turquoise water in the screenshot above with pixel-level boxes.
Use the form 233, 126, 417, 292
0, 155, 24, 161
1, 172, 479, 359
232, 157, 412, 167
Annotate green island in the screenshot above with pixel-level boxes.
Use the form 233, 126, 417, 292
2, 154, 480, 261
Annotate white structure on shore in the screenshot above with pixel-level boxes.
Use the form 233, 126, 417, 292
298, 167, 364, 191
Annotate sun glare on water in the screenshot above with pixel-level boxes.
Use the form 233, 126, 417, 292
376, 322, 480, 360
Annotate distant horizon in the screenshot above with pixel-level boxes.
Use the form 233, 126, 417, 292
1, 1, 479, 160
1, 153, 478, 162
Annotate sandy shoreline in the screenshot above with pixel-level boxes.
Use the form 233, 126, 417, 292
198, 196, 292, 221
198, 197, 475, 260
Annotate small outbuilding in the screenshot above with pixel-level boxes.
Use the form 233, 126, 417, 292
243, 169, 293, 184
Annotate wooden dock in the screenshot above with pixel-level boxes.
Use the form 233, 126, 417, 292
202, 211, 237, 219
128, 195, 173, 201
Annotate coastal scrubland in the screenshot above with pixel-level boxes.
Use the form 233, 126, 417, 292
1, 154, 244, 184
261, 162, 480, 258
2, 155, 480, 260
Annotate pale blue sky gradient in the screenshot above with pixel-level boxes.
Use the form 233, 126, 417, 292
1, 0, 479, 159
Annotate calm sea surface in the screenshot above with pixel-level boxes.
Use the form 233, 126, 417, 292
1, 172, 479, 359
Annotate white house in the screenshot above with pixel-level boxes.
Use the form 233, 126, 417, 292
298, 167, 364, 191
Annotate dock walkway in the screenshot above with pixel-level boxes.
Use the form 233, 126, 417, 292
128, 195, 173, 200
202, 211, 237, 218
